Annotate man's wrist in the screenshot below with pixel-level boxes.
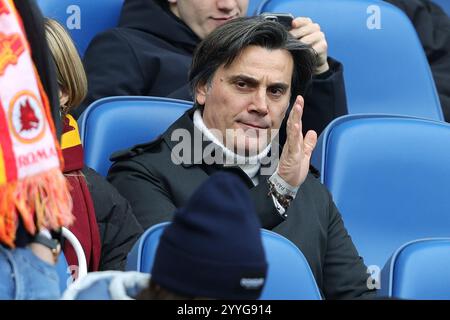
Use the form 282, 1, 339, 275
29, 242, 58, 265
269, 171, 299, 198
31, 230, 61, 265
267, 171, 299, 216
314, 61, 330, 75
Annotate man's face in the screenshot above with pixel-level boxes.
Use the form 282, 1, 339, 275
196, 45, 293, 156
169, 0, 248, 39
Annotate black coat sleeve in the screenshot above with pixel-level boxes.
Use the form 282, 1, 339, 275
280, 57, 348, 145
83, 167, 143, 271
78, 30, 154, 118
303, 58, 348, 136
248, 177, 286, 229
107, 159, 177, 230
322, 199, 376, 299
385, 0, 450, 121
219, 166, 286, 229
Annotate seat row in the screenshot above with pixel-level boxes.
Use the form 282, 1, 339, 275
125, 223, 450, 300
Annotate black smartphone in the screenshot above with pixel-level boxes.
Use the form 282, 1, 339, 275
260, 12, 294, 30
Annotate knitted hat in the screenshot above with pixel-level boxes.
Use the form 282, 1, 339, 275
151, 172, 267, 299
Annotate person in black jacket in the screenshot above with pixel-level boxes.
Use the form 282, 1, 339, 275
108, 17, 375, 299
81, 0, 347, 137
385, 0, 450, 121
45, 18, 143, 271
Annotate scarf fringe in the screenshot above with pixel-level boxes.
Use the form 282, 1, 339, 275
0, 168, 74, 247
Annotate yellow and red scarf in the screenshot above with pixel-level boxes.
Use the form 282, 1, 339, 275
0, 0, 73, 247
61, 114, 101, 271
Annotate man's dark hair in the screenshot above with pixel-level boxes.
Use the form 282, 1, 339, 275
189, 17, 317, 106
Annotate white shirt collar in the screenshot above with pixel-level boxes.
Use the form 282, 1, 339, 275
193, 109, 272, 185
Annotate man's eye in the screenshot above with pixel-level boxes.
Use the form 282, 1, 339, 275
236, 81, 247, 88
269, 87, 283, 96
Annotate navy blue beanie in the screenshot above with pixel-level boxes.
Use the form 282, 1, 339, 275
151, 172, 268, 299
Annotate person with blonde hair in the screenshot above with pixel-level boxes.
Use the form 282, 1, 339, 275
44, 18, 88, 115
44, 18, 142, 273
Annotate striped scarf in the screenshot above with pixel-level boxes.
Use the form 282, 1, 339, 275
0, 0, 73, 247
61, 114, 101, 271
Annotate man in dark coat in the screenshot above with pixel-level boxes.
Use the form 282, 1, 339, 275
385, 0, 450, 121
108, 17, 375, 299
80, 0, 347, 137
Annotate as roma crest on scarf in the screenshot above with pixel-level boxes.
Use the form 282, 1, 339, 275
0, 0, 73, 248
8, 91, 46, 143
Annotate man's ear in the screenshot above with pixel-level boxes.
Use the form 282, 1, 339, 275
195, 82, 208, 106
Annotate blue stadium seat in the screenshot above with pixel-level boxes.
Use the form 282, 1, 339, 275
248, 0, 263, 15
257, 0, 443, 120
380, 238, 450, 299
125, 223, 167, 274
36, 0, 124, 57
259, 229, 321, 299
311, 114, 450, 271
433, 0, 450, 16
126, 222, 322, 300
78, 96, 192, 176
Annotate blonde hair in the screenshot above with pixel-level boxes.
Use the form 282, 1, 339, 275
44, 18, 88, 114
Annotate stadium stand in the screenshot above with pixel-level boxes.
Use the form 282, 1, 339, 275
257, 0, 443, 120
36, 0, 124, 56
78, 96, 192, 176
126, 222, 322, 300
311, 114, 450, 273
380, 238, 450, 299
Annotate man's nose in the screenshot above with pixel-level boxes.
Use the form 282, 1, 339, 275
217, 0, 238, 11
249, 89, 269, 115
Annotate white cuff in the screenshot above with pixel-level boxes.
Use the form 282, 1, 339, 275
269, 171, 299, 198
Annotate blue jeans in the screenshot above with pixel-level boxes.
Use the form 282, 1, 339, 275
0, 245, 60, 299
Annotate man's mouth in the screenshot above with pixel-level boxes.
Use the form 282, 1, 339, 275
237, 121, 269, 130
210, 15, 237, 24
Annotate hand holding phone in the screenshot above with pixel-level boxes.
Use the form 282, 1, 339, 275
260, 12, 294, 30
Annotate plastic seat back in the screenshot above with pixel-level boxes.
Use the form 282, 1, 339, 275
78, 96, 192, 176
126, 223, 321, 300
36, 0, 124, 56
312, 114, 450, 270
380, 238, 450, 299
